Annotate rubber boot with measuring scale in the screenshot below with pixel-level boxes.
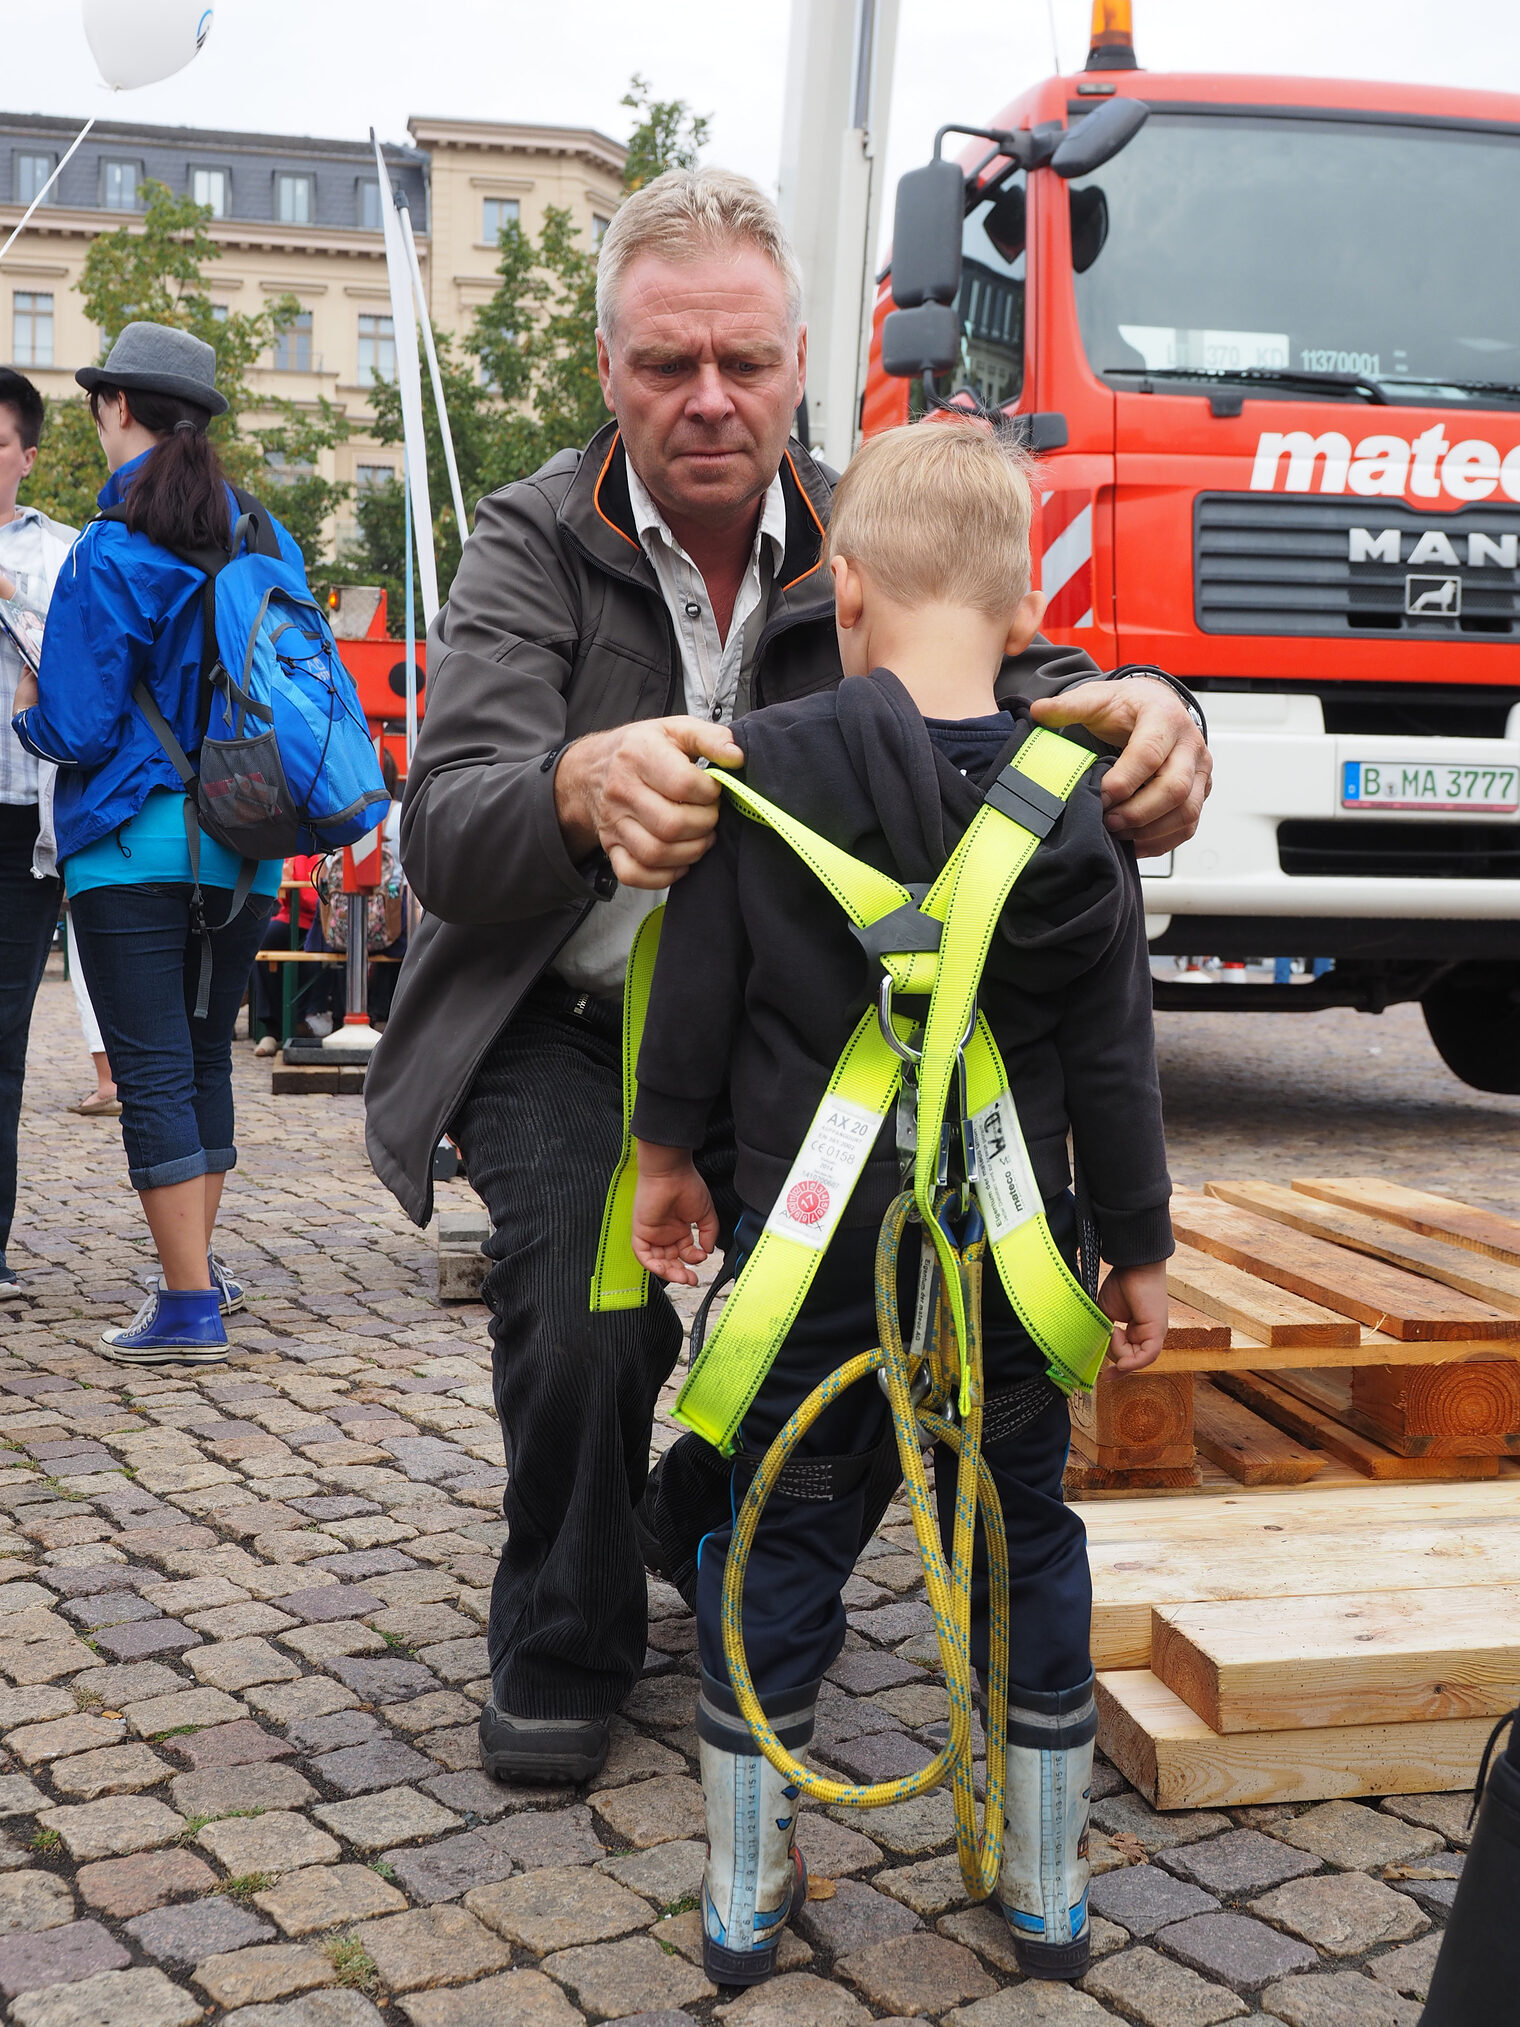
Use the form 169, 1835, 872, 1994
698, 1672, 811, 1985
998, 1674, 1098, 1979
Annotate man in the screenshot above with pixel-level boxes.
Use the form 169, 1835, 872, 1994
365, 169, 1210, 1784
0, 371, 76, 1287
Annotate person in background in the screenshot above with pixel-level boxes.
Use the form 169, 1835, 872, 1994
65, 912, 119, 1116
0, 368, 77, 1288
252, 850, 321, 1057
11, 323, 302, 1363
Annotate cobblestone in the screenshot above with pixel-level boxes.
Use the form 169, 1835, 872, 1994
1250, 1874, 1429, 1957
0, 986, 1500, 2027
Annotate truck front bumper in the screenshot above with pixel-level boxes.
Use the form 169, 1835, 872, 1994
1143, 692, 1520, 936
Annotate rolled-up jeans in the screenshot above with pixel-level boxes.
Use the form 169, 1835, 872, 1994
68, 882, 274, 1191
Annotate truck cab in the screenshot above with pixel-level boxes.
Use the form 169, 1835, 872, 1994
864, 9, 1520, 1092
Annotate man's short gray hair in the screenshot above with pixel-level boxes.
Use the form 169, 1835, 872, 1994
596, 167, 804, 337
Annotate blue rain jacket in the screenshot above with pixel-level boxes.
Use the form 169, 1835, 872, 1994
12, 447, 303, 864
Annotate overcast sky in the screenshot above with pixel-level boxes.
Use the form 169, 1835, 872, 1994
18, 0, 1520, 248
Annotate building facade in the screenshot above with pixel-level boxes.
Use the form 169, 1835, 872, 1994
0, 109, 625, 547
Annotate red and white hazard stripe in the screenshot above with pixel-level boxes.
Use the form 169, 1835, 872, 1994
1040, 489, 1093, 630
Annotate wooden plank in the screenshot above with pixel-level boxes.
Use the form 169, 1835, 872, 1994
1077, 1477, 1520, 1543
1166, 1242, 1358, 1349
1192, 1377, 1324, 1486
1151, 1586, 1520, 1732
1153, 1329, 1520, 1374
1210, 1180, 1520, 1317
1064, 1458, 1201, 1494
1214, 1372, 1501, 1482
1088, 1516, 1520, 1668
1163, 1301, 1232, 1351
1266, 1365, 1520, 1462
1071, 1370, 1194, 1469
1096, 1669, 1490, 1810
1171, 1188, 1520, 1341
1293, 1178, 1520, 1270
1351, 1363, 1520, 1458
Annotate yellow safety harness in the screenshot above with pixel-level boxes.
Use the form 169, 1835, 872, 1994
591, 725, 1114, 1898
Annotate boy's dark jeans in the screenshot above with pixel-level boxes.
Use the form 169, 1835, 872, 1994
69, 883, 274, 1190
453, 979, 738, 1721
0, 804, 60, 1255
695, 1201, 1093, 1706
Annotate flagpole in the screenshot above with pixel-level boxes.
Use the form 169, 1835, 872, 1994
397, 193, 469, 542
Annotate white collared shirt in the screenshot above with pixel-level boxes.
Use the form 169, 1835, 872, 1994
0, 504, 77, 809
553, 462, 788, 999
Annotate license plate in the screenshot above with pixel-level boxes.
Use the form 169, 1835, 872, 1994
1341, 759, 1519, 813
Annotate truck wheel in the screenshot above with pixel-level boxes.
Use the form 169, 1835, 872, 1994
1421, 965, 1520, 1094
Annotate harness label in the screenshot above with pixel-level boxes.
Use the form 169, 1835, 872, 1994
765, 1095, 881, 1253
971, 1089, 1042, 1241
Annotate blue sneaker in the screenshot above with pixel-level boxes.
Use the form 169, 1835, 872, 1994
100, 1286, 228, 1365
0, 1254, 17, 1289
151, 1252, 244, 1316
208, 1252, 244, 1315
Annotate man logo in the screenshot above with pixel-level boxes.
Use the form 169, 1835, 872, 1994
1406, 575, 1462, 617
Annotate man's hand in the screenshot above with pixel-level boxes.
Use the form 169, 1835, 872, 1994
554, 716, 743, 890
1098, 1261, 1170, 1374
632, 1141, 718, 1286
1031, 678, 1211, 857
11, 667, 37, 715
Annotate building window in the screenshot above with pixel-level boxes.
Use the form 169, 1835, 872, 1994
358, 179, 382, 232
191, 167, 228, 217
482, 197, 519, 243
276, 172, 313, 225
102, 160, 140, 211
265, 450, 314, 484
13, 293, 54, 369
591, 213, 612, 247
357, 313, 394, 387
16, 154, 55, 206
273, 310, 313, 373
355, 462, 395, 493
209, 303, 229, 323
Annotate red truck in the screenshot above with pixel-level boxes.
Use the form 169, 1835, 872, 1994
866, 0, 1520, 1091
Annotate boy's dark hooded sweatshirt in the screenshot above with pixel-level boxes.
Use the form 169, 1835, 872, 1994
632, 667, 1172, 1269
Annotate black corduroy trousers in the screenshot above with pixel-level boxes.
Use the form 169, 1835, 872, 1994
453, 979, 737, 1719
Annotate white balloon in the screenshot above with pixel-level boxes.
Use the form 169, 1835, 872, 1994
82, 0, 214, 91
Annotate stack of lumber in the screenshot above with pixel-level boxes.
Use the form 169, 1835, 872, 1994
1082, 1479, 1520, 1808
1063, 1178, 1520, 1494
1062, 1184, 1520, 1806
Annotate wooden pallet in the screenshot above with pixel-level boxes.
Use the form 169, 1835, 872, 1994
1062, 1180, 1520, 1498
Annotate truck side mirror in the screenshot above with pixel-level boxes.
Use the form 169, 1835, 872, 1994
888, 157, 964, 309
881, 301, 961, 378
1050, 95, 1148, 178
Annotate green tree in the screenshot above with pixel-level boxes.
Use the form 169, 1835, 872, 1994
18, 398, 107, 532
620, 74, 712, 192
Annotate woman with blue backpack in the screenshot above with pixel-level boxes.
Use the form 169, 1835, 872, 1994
11, 322, 385, 1365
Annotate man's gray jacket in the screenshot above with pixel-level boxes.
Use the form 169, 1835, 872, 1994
364, 422, 1112, 1226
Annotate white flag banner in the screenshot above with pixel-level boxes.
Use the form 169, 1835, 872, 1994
370, 129, 438, 629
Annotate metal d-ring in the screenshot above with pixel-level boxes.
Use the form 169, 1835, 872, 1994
877, 975, 975, 1061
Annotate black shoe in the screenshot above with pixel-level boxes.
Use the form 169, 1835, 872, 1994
1420, 1712, 1520, 2025
478, 1700, 610, 1785
0, 1253, 17, 1288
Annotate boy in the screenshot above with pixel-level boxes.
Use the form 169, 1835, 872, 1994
629, 420, 1172, 1987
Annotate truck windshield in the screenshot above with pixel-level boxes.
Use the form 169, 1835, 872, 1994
1070, 112, 1520, 399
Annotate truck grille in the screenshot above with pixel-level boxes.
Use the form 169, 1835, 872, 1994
1278, 820, 1520, 879
1196, 495, 1520, 639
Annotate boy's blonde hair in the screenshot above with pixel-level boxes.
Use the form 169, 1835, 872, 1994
827, 420, 1037, 617
596, 168, 804, 337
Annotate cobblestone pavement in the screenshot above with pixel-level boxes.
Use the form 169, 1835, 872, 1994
2, 970, 1512, 2027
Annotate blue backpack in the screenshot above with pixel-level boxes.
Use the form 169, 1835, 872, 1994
100, 489, 390, 1012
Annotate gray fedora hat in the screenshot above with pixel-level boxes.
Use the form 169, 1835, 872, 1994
77, 320, 229, 416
